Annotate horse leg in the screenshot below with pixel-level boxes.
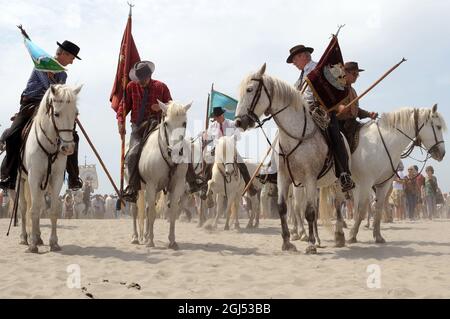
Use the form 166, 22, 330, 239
334, 197, 346, 248
348, 186, 365, 244
304, 182, 319, 254
373, 184, 391, 244
245, 196, 254, 229
224, 196, 232, 231
213, 193, 223, 229
254, 193, 261, 228
26, 181, 44, 254
144, 186, 156, 247
131, 203, 139, 244
278, 175, 296, 252
233, 196, 240, 230
168, 181, 185, 250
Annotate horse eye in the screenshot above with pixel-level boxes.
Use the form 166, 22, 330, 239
183, 122, 187, 128
437, 125, 442, 130
247, 88, 253, 93
54, 112, 60, 117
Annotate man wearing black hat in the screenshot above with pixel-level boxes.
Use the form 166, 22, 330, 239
0, 40, 83, 191
337, 62, 378, 148
202, 107, 257, 197
118, 61, 206, 202
287, 44, 317, 90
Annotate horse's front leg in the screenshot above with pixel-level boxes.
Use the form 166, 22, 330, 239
277, 174, 296, 252
232, 195, 240, 230
144, 186, 156, 247
17, 182, 28, 245
373, 183, 391, 244
167, 179, 186, 250
130, 203, 139, 244
334, 196, 346, 248
49, 172, 65, 252
27, 177, 45, 254
304, 180, 319, 254
348, 185, 365, 244
223, 196, 232, 231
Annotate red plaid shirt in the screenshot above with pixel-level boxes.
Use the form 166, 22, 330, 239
117, 79, 172, 124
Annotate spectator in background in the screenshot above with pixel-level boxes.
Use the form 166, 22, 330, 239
414, 165, 425, 219
404, 166, 420, 221
391, 162, 406, 220
423, 166, 439, 220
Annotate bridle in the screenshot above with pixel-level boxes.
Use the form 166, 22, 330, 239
241, 77, 319, 187
32, 94, 76, 190
158, 118, 186, 183
376, 108, 444, 186
216, 152, 239, 199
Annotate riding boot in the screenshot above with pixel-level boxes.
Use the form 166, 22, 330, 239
66, 130, 83, 190
186, 163, 207, 196
328, 112, 355, 193
237, 162, 257, 196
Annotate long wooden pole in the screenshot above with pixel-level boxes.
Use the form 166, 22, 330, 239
76, 119, 125, 207
242, 134, 279, 196
330, 58, 407, 113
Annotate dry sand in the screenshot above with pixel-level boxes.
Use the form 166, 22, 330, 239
0, 217, 449, 299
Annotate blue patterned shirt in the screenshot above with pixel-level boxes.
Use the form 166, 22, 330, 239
22, 69, 67, 100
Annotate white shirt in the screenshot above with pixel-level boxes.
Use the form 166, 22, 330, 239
294, 60, 318, 90
205, 118, 241, 147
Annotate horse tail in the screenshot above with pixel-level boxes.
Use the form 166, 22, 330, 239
137, 190, 145, 236
318, 186, 335, 235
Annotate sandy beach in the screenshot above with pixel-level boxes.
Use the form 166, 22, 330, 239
0, 217, 449, 299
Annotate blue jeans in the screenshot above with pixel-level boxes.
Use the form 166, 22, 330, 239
425, 195, 436, 219
405, 193, 417, 220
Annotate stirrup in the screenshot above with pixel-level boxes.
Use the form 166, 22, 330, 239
121, 186, 138, 203
339, 173, 355, 193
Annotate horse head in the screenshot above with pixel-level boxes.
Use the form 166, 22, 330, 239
158, 100, 192, 162
40, 84, 82, 156
216, 135, 238, 176
235, 63, 272, 131
419, 104, 446, 161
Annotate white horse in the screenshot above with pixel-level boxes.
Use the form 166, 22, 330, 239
138, 100, 192, 249
345, 106, 446, 243
206, 135, 245, 230
235, 64, 346, 253
17, 84, 81, 253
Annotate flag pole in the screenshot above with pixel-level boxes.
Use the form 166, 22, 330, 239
119, 2, 135, 206
76, 118, 125, 207
330, 58, 407, 113
242, 133, 279, 196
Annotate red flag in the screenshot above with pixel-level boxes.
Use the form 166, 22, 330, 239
110, 14, 141, 112
305, 36, 349, 110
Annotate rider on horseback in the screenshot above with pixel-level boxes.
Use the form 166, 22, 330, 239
0, 40, 83, 191
118, 61, 206, 203
337, 62, 378, 142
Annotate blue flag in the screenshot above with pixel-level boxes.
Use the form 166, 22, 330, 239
209, 89, 238, 120
18, 25, 66, 73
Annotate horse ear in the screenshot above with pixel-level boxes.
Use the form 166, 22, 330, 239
73, 84, 83, 96
50, 85, 57, 96
184, 101, 193, 112
257, 63, 267, 77
158, 99, 168, 114
432, 103, 438, 113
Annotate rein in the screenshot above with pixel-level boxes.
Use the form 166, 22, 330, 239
375, 108, 444, 187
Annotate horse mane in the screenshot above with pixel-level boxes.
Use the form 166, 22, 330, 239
379, 107, 447, 132
239, 72, 304, 111
166, 101, 187, 119
35, 85, 78, 121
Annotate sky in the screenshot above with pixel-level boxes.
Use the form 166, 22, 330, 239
0, 0, 449, 195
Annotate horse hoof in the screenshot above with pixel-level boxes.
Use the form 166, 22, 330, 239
224, 225, 230, 231
305, 245, 317, 255
375, 237, 386, 244
36, 238, 44, 246
168, 242, 179, 250
347, 238, 357, 244
343, 221, 348, 229
334, 232, 346, 248
19, 239, 28, 246
300, 234, 309, 242
234, 224, 241, 230
291, 234, 301, 241
246, 223, 252, 229
50, 244, 61, 252
146, 241, 155, 248
26, 246, 39, 254
131, 239, 139, 245
282, 242, 297, 252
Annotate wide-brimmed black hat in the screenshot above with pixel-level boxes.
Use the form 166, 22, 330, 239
286, 44, 314, 63
210, 107, 225, 118
344, 62, 365, 72
56, 40, 81, 60
129, 61, 155, 82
